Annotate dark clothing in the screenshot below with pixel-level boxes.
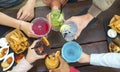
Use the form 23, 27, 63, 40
0, 0, 23, 8
68, 0, 78, 2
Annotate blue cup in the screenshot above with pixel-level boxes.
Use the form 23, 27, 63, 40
61, 41, 82, 63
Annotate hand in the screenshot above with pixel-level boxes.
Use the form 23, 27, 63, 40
49, 56, 70, 72
65, 13, 94, 39
78, 52, 90, 64
26, 40, 47, 64
17, 2, 34, 21
20, 20, 40, 38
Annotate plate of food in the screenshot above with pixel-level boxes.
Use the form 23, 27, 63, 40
5, 29, 30, 54
1, 53, 14, 71
0, 46, 9, 61
104, 15, 120, 53
0, 37, 8, 48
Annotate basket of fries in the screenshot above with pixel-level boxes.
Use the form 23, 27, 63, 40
5, 29, 29, 54
109, 15, 120, 33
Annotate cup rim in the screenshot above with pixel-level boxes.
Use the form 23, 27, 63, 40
31, 17, 51, 37
61, 41, 82, 63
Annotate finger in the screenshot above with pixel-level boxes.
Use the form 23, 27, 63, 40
26, 15, 34, 21
37, 54, 47, 59
74, 31, 80, 40
47, 13, 51, 23
29, 32, 40, 38
17, 9, 23, 19
24, 15, 29, 21
24, 13, 32, 21
19, 13, 27, 20
65, 18, 73, 22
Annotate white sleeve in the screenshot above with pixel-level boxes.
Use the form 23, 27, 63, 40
90, 53, 120, 68
11, 57, 33, 72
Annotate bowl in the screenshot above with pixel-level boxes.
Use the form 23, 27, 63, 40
2, 53, 14, 71
0, 46, 9, 61
0, 37, 8, 48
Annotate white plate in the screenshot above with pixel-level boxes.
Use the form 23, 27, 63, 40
0, 38, 8, 48
2, 53, 14, 71
0, 46, 9, 61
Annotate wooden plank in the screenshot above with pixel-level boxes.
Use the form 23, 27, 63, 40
77, 65, 120, 72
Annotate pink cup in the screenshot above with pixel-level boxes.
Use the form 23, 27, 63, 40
31, 17, 51, 37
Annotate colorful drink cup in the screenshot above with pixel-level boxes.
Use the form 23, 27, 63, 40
45, 51, 60, 69
50, 9, 64, 31
60, 21, 78, 41
61, 41, 82, 63
31, 17, 51, 37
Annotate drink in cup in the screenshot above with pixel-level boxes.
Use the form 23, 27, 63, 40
61, 41, 82, 63
31, 17, 51, 37
60, 21, 78, 41
45, 51, 60, 69
50, 9, 64, 31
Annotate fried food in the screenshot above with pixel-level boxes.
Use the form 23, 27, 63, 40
0, 48, 8, 58
109, 15, 120, 33
109, 42, 120, 53
42, 36, 50, 46
7, 57, 12, 64
5, 29, 29, 54
1, 61, 9, 68
1, 57, 13, 69
15, 53, 24, 64
1, 48, 8, 56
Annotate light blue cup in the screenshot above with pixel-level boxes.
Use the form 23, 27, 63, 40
61, 41, 82, 63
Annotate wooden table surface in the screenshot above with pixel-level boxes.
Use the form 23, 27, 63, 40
1, 0, 120, 72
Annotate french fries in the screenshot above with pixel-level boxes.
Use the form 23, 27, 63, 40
5, 29, 29, 54
109, 15, 120, 33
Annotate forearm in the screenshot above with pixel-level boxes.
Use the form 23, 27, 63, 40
88, 0, 115, 17
11, 57, 33, 72
90, 53, 120, 68
0, 12, 20, 29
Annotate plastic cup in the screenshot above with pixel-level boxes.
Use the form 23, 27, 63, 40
61, 41, 82, 63
31, 17, 51, 37
60, 21, 78, 41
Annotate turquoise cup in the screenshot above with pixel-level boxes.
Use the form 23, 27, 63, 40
61, 41, 82, 63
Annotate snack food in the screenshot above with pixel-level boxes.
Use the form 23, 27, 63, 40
0, 48, 8, 58
1, 53, 14, 71
109, 42, 120, 53
42, 36, 50, 46
15, 53, 24, 64
109, 15, 120, 33
5, 29, 29, 54
0, 46, 9, 61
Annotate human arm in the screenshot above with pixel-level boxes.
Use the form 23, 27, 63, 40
78, 52, 120, 68
17, 0, 36, 21
66, 0, 115, 39
0, 12, 39, 38
11, 40, 47, 72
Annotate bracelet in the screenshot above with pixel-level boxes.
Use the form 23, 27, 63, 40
18, 20, 23, 30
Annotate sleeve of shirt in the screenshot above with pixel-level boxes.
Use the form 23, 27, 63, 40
11, 57, 33, 72
88, 0, 115, 17
90, 53, 120, 68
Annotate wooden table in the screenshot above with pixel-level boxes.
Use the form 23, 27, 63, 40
1, 0, 120, 72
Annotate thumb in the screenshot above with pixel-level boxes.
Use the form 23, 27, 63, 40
74, 31, 81, 40
37, 54, 47, 59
